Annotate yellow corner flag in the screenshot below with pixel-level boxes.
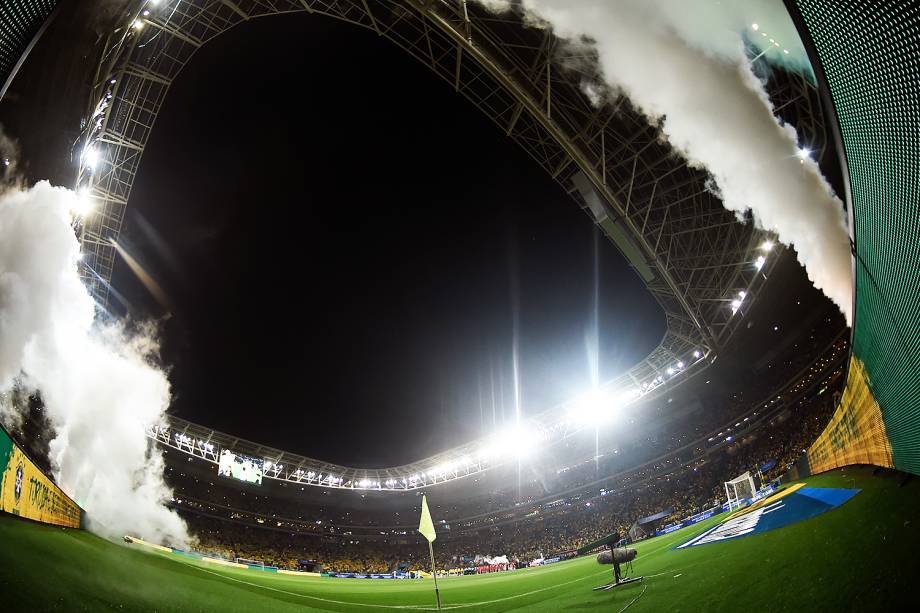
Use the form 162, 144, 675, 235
419, 495, 441, 609
418, 494, 437, 543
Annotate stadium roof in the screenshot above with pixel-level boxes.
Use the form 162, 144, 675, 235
74, 0, 828, 394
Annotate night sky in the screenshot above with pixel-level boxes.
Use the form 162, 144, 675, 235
109, 15, 665, 466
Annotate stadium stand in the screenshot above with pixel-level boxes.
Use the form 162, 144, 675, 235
155, 309, 846, 573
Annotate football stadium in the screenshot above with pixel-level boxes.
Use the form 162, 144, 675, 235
0, 1, 918, 611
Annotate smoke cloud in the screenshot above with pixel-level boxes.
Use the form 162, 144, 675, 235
477, 0, 852, 325
0, 180, 188, 546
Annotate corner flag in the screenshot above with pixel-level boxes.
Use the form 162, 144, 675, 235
419, 495, 441, 609
419, 495, 437, 543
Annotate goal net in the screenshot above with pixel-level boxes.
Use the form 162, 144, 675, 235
724, 471, 757, 511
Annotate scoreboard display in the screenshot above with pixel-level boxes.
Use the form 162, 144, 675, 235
218, 449, 263, 485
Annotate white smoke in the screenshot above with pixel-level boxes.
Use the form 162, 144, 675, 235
477, 0, 852, 325
0, 180, 188, 546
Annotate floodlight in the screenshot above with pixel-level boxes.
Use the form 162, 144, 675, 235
666, 367, 675, 375
693, 350, 701, 358
73, 187, 94, 217
569, 389, 612, 426
133, 19, 144, 30
82, 146, 100, 170
571, 388, 637, 427
751, 23, 759, 31
797, 147, 811, 160
677, 361, 685, 369
500, 422, 542, 458
760, 240, 774, 251
755, 255, 766, 270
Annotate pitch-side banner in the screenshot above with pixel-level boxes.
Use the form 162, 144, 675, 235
0, 426, 82, 528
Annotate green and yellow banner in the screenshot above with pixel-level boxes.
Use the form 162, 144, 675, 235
0, 426, 82, 528
806, 357, 894, 474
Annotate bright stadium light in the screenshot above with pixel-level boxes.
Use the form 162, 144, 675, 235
82, 145, 100, 170
693, 350, 701, 359
677, 361, 685, 369
731, 290, 747, 315
568, 389, 612, 425
73, 187, 94, 217
569, 388, 637, 426
501, 422, 543, 458
755, 255, 766, 270
797, 147, 811, 160
133, 19, 144, 30
751, 23, 760, 31
760, 240, 774, 252
667, 367, 675, 375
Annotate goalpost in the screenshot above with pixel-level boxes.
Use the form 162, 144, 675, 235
724, 471, 757, 511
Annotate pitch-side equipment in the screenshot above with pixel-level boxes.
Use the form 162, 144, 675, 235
577, 533, 643, 591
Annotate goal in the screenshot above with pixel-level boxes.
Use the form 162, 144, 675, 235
236, 558, 264, 569
724, 471, 757, 511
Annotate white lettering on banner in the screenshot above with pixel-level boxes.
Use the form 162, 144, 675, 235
677, 501, 784, 549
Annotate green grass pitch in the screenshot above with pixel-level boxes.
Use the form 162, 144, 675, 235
2, 467, 919, 612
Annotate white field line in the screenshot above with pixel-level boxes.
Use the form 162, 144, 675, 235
186, 563, 459, 610
185, 561, 612, 611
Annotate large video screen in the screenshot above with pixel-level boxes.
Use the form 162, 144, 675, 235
218, 449, 263, 485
